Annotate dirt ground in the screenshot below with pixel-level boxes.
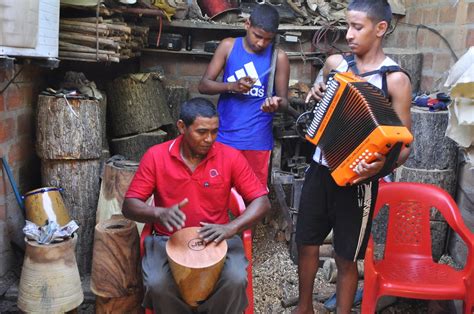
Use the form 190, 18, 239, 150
251, 221, 437, 314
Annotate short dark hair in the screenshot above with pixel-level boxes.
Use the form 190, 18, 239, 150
348, 0, 392, 25
249, 4, 280, 33
179, 97, 218, 127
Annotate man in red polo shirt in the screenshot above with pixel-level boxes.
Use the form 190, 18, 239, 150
123, 97, 270, 314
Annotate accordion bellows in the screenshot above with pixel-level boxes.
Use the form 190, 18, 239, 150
306, 72, 413, 186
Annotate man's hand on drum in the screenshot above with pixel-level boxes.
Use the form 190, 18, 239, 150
261, 96, 282, 113
352, 153, 386, 184
198, 222, 235, 244
305, 82, 326, 103
155, 198, 188, 232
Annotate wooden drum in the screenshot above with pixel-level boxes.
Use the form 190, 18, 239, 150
23, 187, 70, 226
166, 227, 227, 308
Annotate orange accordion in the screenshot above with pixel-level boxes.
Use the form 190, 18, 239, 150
305, 72, 413, 186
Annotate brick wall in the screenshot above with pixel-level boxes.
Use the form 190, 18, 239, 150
140, 35, 316, 101
385, 0, 474, 92
0, 64, 45, 275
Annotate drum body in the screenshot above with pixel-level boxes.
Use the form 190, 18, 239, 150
17, 237, 83, 313
166, 227, 228, 307
23, 187, 70, 226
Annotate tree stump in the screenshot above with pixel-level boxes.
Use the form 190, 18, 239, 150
96, 158, 139, 224
106, 73, 174, 137
41, 159, 101, 275
404, 108, 458, 170
395, 165, 457, 197
110, 129, 167, 162
36, 95, 101, 160
164, 82, 189, 138
385, 48, 423, 93
164, 81, 189, 121
99, 92, 109, 151
91, 217, 142, 298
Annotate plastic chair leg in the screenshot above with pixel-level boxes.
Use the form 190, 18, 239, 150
464, 297, 474, 314
361, 284, 378, 314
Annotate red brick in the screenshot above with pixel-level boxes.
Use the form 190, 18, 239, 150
5, 83, 34, 111
423, 53, 434, 69
409, 8, 423, 25
0, 94, 4, 112
467, 29, 474, 48
7, 137, 34, 166
397, 31, 409, 48
438, 5, 457, 24
422, 7, 438, 25
433, 53, 452, 73
179, 59, 209, 77
0, 204, 5, 221
422, 30, 440, 49
421, 75, 434, 92
468, 3, 474, 25
17, 112, 34, 137
0, 118, 15, 143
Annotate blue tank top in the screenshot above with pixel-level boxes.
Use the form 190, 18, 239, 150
217, 37, 274, 150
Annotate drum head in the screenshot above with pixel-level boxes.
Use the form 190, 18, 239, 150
166, 227, 227, 269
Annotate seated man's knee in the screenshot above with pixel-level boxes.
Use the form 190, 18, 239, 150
145, 272, 175, 298
222, 267, 248, 291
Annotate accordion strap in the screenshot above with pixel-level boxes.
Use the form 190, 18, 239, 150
343, 54, 411, 97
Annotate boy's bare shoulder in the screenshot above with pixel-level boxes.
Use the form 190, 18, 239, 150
386, 70, 411, 89
325, 54, 345, 71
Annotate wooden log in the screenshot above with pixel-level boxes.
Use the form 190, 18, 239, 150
164, 82, 189, 121
96, 159, 139, 224
60, 19, 109, 30
404, 107, 458, 170
41, 159, 101, 275
395, 165, 457, 197
36, 95, 102, 160
59, 41, 118, 56
62, 17, 104, 23
95, 293, 143, 314
91, 217, 142, 298
322, 258, 364, 283
106, 73, 174, 137
99, 92, 109, 151
59, 32, 120, 50
59, 51, 120, 63
384, 48, 423, 93
60, 23, 109, 36
110, 130, 168, 162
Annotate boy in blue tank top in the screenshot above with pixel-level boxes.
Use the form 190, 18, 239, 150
198, 4, 290, 187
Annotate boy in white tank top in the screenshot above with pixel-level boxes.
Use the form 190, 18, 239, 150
293, 1, 412, 314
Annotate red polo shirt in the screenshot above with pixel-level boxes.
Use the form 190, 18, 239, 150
125, 135, 268, 236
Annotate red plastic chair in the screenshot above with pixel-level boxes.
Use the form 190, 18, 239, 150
139, 188, 254, 314
362, 182, 474, 314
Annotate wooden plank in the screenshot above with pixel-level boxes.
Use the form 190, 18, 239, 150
162, 20, 346, 31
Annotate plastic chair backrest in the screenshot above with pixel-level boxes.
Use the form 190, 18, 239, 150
375, 182, 471, 264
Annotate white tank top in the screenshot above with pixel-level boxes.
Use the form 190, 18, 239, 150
312, 56, 398, 165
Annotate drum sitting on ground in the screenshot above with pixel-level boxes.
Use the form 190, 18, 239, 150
166, 226, 228, 308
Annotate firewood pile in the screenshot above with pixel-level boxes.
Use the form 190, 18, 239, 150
59, 17, 149, 63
